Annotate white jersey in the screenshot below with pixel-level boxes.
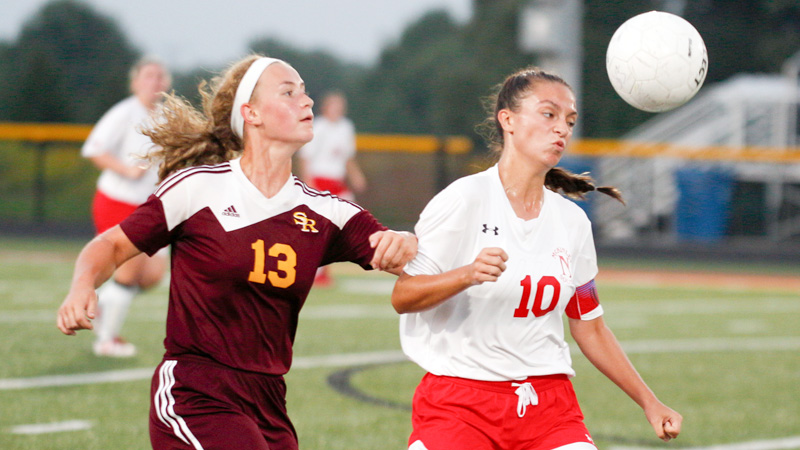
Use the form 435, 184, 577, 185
81, 96, 160, 204
299, 116, 356, 180
400, 165, 603, 381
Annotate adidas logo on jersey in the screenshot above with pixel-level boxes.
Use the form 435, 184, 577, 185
222, 205, 240, 217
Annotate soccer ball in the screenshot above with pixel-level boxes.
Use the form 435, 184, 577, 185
606, 11, 708, 112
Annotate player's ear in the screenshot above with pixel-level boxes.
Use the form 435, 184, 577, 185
497, 109, 514, 134
241, 103, 262, 127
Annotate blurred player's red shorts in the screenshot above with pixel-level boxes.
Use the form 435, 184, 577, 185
311, 177, 349, 197
92, 190, 139, 234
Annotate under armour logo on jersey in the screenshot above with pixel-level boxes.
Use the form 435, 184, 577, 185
222, 205, 240, 217
482, 224, 499, 235
293, 212, 319, 233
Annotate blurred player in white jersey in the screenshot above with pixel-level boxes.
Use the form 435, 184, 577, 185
299, 91, 367, 286
392, 67, 683, 450
81, 56, 171, 357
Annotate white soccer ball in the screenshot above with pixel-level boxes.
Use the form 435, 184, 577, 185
606, 10, 708, 112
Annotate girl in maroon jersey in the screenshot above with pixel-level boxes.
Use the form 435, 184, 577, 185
57, 55, 416, 450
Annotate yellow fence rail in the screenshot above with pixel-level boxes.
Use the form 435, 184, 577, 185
0, 123, 475, 229
356, 133, 472, 154
0, 122, 474, 154
3, 122, 800, 162
3, 122, 800, 236
571, 139, 800, 163
0, 122, 94, 143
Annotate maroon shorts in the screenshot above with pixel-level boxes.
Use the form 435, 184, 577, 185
149, 357, 298, 450
408, 373, 595, 450
91, 190, 139, 234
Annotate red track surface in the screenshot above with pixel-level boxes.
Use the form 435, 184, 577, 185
597, 267, 800, 293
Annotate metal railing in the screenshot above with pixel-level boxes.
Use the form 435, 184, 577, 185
0, 123, 473, 234
587, 73, 800, 244
3, 122, 800, 243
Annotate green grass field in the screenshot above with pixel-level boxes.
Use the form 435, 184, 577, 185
1, 236, 799, 450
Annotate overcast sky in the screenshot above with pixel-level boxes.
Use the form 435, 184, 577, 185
0, 0, 473, 69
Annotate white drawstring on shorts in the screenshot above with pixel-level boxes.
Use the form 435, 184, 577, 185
511, 382, 539, 418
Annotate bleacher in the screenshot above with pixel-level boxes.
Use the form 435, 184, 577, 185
589, 72, 800, 250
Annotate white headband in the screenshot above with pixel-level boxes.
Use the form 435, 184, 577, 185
230, 57, 282, 138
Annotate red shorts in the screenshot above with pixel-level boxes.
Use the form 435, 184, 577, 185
149, 357, 297, 450
310, 177, 350, 198
408, 373, 595, 450
91, 190, 139, 234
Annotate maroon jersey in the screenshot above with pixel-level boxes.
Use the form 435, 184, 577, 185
120, 158, 385, 374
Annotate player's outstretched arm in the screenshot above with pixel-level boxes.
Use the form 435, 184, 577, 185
391, 247, 508, 314
346, 158, 367, 194
569, 317, 683, 441
56, 226, 142, 335
87, 154, 146, 179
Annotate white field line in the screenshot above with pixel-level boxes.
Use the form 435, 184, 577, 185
9, 420, 93, 435
301, 304, 396, 319
606, 299, 800, 315
0, 310, 166, 324
3, 336, 800, 391
338, 277, 397, 295
0, 351, 407, 391
0, 368, 155, 390
5, 298, 800, 324
620, 336, 800, 354
292, 350, 407, 369
610, 435, 800, 450
0, 304, 397, 324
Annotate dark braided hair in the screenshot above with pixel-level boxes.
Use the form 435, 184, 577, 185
478, 66, 624, 204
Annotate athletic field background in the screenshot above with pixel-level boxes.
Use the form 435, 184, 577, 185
1, 236, 799, 450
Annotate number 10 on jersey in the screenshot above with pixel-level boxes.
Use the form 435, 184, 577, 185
513, 275, 560, 318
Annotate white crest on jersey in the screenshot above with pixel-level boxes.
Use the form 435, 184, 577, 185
552, 247, 572, 283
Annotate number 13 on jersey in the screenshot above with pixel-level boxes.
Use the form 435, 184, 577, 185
248, 239, 297, 288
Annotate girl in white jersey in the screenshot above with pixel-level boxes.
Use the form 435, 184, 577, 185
392, 67, 682, 450
299, 91, 368, 287
81, 57, 171, 357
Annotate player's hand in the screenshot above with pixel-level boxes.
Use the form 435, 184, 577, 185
368, 230, 417, 274
467, 247, 508, 285
125, 165, 147, 179
644, 402, 683, 442
56, 286, 98, 335
350, 172, 367, 194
